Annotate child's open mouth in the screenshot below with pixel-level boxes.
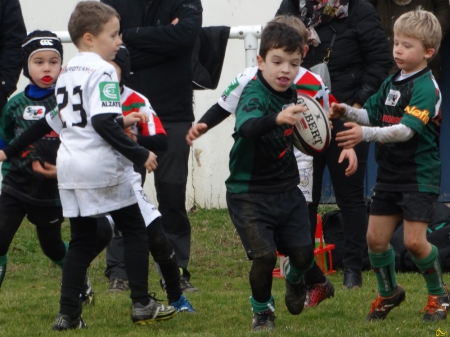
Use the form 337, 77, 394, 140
278, 77, 289, 85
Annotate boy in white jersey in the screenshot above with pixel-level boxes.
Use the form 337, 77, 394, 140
105, 46, 195, 312
329, 10, 447, 322
187, 15, 357, 309
0, 44, 188, 318
46, 1, 173, 330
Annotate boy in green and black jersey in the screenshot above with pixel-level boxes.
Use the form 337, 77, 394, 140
0, 31, 68, 291
330, 10, 447, 322
225, 21, 314, 331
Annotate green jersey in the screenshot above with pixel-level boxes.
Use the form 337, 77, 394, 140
364, 67, 441, 194
226, 73, 299, 194
0, 88, 60, 206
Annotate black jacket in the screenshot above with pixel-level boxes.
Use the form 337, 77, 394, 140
368, 0, 450, 80
276, 0, 391, 106
0, 0, 26, 100
192, 26, 230, 90
101, 0, 203, 123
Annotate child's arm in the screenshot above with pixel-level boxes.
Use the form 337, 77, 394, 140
336, 122, 415, 149
186, 103, 230, 145
0, 101, 16, 149
92, 113, 152, 164
239, 105, 306, 138
32, 161, 57, 179
329, 103, 371, 126
186, 67, 256, 145
1, 116, 53, 160
134, 106, 168, 151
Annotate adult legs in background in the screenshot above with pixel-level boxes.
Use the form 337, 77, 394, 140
309, 139, 369, 289
154, 121, 198, 292
104, 229, 129, 292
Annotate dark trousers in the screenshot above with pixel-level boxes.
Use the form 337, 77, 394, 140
0, 192, 65, 260
154, 121, 192, 273
308, 139, 369, 271
105, 228, 128, 280
60, 203, 149, 318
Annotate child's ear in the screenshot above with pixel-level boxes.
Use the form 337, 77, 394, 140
424, 47, 435, 60
302, 45, 309, 59
82, 32, 94, 47
257, 55, 265, 71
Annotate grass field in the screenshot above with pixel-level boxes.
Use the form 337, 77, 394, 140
0, 207, 447, 337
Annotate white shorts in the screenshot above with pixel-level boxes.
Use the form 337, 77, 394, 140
60, 180, 137, 218
295, 149, 313, 203
134, 188, 161, 227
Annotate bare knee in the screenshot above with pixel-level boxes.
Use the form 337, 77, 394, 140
404, 238, 429, 258
366, 231, 390, 253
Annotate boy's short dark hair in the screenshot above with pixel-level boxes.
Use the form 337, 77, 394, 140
259, 22, 304, 60
68, 1, 120, 47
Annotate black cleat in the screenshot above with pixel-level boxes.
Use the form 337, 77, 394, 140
366, 285, 405, 321
52, 313, 87, 331
252, 310, 276, 331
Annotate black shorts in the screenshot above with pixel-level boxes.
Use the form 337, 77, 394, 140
370, 190, 438, 223
226, 187, 311, 259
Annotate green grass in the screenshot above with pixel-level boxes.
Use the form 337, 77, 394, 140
0, 208, 448, 336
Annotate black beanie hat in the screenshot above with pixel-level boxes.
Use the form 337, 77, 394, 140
112, 45, 130, 84
22, 30, 63, 80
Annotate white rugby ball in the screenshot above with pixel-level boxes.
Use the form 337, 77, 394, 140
293, 93, 331, 156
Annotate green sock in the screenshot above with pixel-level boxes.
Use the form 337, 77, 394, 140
50, 242, 69, 269
284, 259, 313, 285
0, 255, 7, 289
368, 246, 397, 297
250, 295, 275, 313
412, 245, 446, 296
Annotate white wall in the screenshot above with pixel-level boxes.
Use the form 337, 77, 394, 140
17, 0, 280, 209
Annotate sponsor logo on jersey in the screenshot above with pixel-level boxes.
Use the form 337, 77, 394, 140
102, 101, 121, 107
385, 90, 401, 106
23, 106, 46, 120
63, 66, 93, 73
382, 115, 402, 125
49, 107, 58, 120
99, 82, 120, 102
221, 77, 240, 101
103, 71, 113, 79
404, 105, 429, 124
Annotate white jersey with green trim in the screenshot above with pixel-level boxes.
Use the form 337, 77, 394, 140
217, 66, 332, 202
53, 52, 125, 190
218, 66, 330, 115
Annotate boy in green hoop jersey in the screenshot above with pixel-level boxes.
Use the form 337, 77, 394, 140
330, 9, 447, 322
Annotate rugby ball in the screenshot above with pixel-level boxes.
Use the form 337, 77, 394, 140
293, 93, 331, 156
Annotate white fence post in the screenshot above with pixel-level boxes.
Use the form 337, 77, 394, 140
228, 26, 262, 68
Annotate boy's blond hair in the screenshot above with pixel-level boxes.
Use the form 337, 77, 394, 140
271, 15, 308, 44
68, 1, 120, 47
393, 9, 442, 57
